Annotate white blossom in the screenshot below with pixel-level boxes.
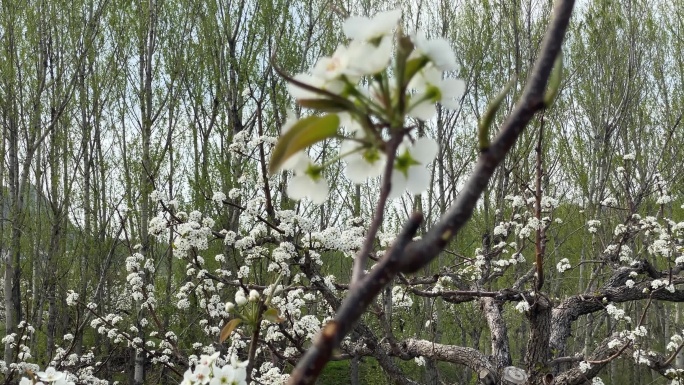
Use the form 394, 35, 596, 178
579, 361, 592, 373
408, 66, 465, 120
515, 301, 530, 313
389, 137, 439, 198
411, 31, 459, 71
342, 9, 401, 41
284, 153, 329, 204
556, 258, 571, 273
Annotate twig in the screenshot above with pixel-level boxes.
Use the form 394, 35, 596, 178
351, 134, 402, 285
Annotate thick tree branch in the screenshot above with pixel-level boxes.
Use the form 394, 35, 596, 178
397, 0, 574, 273
552, 334, 681, 385
482, 297, 512, 368
288, 1, 575, 383
343, 338, 497, 383
550, 271, 684, 355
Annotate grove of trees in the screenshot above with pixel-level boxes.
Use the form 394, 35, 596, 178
1, 0, 684, 384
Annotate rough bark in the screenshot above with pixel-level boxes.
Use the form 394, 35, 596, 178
550, 276, 684, 356
482, 297, 512, 368
525, 296, 552, 383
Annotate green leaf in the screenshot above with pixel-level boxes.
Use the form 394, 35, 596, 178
403, 57, 429, 85
262, 308, 284, 323
219, 318, 242, 343
269, 116, 319, 174
544, 52, 563, 107
287, 114, 339, 159
478, 77, 516, 151
269, 114, 340, 175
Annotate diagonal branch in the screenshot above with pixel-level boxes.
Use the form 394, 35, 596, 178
398, 0, 575, 274
287, 1, 576, 383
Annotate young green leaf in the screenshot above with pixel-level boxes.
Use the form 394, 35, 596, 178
403, 57, 429, 86
262, 308, 285, 323
543, 52, 563, 107
219, 318, 242, 343
269, 114, 340, 174
478, 77, 516, 151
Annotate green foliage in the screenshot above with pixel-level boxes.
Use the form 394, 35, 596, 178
269, 114, 341, 174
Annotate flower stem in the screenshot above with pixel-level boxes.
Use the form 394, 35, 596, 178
351, 133, 402, 286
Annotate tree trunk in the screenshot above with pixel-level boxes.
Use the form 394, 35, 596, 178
525, 296, 552, 383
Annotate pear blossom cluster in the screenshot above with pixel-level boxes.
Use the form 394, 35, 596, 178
556, 258, 571, 273
18, 367, 75, 385
273, 9, 465, 203
180, 353, 247, 385
515, 300, 531, 313
144, 172, 684, 384
391, 286, 414, 308
81, 188, 360, 383
587, 219, 601, 234
0, 321, 108, 385
1, 322, 107, 384
459, 192, 560, 281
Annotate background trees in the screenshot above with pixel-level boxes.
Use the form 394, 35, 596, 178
1, 0, 683, 384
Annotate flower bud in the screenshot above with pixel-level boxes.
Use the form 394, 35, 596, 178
235, 291, 247, 306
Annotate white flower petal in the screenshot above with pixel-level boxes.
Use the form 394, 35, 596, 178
425, 38, 458, 71
287, 73, 323, 99
280, 152, 309, 172
406, 165, 431, 194
441, 78, 466, 100
308, 179, 329, 204
345, 151, 387, 183
441, 97, 460, 110
347, 37, 392, 75
407, 73, 428, 91
371, 9, 402, 36
408, 100, 436, 121
343, 9, 401, 41
287, 175, 314, 199
287, 175, 329, 204
422, 66, 442, 84
338, 113, 364, 136
343, 17, 370, 40
340, 139, 358, 155
312, 45, 351, 80
346, 157, 372, 183
389, 170, 408, 199
412, 137, 439, 164
412, 32, 459, 72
